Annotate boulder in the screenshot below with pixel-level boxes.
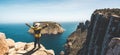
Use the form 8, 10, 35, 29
15, 42, 26, 51
0, 32, 9, 55
6, 38, 15, 48
8, 48, 16, 55
0, 32, 6, 39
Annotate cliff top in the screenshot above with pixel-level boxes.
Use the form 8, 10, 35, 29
94, 8, 120, 18
33, 21, 61, 26
0, 32, 55, 55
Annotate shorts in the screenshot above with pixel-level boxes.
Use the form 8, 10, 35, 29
34, 34, 41, 38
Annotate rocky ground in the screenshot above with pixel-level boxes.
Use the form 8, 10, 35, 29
0, 32, 55, 55
28, 21, 64, 35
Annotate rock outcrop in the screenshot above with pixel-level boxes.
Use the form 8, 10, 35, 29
28, 21, 64, 35
0, 32, 9, 55
8, 42, 54, 55
65, 8, 120, 55
64, 20, 90, 55
77, 8, 120, 55
0, 32, 55, 55
6, 38, 15, 48
106, 37, 120, 55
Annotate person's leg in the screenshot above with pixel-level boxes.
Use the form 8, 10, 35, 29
37, 38, 41, 48
34, 38, 37, 48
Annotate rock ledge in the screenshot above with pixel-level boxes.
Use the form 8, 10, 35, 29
0, 32, 55, 55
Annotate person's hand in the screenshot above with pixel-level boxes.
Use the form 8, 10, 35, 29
25, 23, 31, 27
25, 23, 29, 25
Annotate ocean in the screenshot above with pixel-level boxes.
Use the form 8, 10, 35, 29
0, 22, 79, 54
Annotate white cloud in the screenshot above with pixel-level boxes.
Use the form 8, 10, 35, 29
0, 0, 120, 23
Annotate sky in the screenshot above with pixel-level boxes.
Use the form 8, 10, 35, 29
0, 0, 120, 23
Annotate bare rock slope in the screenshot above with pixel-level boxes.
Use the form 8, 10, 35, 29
64, 20, 90, 55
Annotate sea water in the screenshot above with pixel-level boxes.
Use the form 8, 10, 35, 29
0, 22, 78, 54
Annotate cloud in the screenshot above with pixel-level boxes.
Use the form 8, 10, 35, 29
0, 0, 120, 23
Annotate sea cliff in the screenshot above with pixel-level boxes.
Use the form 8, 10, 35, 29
64, 20, 90, 55
65, 8, 120, 55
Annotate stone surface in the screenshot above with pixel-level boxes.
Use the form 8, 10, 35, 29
15, 42, 26, 51
0, 32, 9, 55
0, 32, 55, 55
64, 9, 120, 55
8, 42, 55, 55
64, 21, 89, 55
106, 37, 120, 55
6, 38, 15, 48
77, 9, 120, 55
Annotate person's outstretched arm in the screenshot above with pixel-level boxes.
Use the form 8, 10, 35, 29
25, 23, 33, 28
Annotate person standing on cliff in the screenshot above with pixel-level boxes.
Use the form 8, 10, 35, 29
25, 22, 49, 48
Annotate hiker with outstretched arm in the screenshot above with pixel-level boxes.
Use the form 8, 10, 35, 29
25, 22, 49, 48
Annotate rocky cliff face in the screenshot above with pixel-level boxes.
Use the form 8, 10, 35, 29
0, 32, 55, 55
65, 8, 120, 55
64, 20, 90, 55
106, 37, 120, 55
29, 21, 64, 35
78, 9, 120, 55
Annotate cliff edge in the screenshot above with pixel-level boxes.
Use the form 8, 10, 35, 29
64, 20, 90, 55
0, 32, 55, 55
78, 8, 120, 55
65, 8, 120, 55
